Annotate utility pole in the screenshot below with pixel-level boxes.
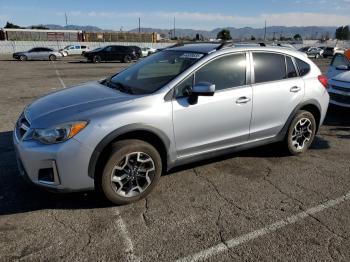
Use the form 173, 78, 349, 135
264, 20, 267, 41
65, 12, 68, 26
138, 17, 141, 33
173, 17, 176, 39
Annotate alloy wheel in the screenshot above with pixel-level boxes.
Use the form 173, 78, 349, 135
291, 118, 313, 150
110, 152, 155, 197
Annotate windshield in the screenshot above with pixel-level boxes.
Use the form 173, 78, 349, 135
63, 45, 72, 49
108, 50, 204, 95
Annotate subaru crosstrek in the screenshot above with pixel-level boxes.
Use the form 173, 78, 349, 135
14, 43, 329, 204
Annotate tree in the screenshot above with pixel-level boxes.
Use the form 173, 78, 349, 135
4, 21, 24, 29
217, 29, 232, 41
250, 35, 256, 41
293, 34, 302, 41
31, 25, 49, 30
335, 26, 350, 40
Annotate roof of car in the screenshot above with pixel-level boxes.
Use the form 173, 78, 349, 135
166, 43, 222, 53
165, 42, 305, 59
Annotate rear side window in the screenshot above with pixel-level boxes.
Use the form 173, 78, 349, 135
286, 56, 298, 78
195, 53, 247, 91
295, 58, 311, 76
253, 53, 286, 83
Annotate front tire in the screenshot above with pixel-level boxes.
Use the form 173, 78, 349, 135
100, 139, 162, 205
93, 55, 101, 63
49, 55, 57, 61
285, 110, 316, 155
19, 55, 27, 61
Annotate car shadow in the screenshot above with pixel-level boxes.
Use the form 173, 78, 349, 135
0, 131, 112, 216
324, 105, 350, 127
0, 125, 331, 216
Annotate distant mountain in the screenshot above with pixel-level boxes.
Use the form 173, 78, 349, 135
38, 24, 339, 39
130, 26, 339, 40
39, 24, 104, 32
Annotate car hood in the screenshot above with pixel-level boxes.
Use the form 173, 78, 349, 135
332, 71, 350, 82
25, 81, 135, 128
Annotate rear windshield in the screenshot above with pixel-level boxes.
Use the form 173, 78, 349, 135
108, 50, 204, 95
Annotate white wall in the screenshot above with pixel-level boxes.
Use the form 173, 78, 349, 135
0, 41, 172, 54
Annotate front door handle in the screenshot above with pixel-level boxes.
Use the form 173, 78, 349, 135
290, 86, 301, 93
236, 96, 251, 104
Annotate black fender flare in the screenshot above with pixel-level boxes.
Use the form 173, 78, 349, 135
88, 124, 171, 178
277, 99, 322, 139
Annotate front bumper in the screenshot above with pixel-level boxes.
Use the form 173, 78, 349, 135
13, 128, 95, 192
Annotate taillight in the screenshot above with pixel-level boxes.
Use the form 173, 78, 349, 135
318, 75, 328, 88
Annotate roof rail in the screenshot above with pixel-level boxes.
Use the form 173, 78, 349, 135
216, 41, 235, 50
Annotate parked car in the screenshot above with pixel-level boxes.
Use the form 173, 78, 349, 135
298, 46, 324, 59
320, 46, 345, 58
60, 45, 89, 56
83, 45, 139, 63
14, 43, 329, 205
141, 47, 156, 57
13, 47, 62, 61
326, 53, 350, 107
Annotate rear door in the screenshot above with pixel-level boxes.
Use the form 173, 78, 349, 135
249, 52, 305, 140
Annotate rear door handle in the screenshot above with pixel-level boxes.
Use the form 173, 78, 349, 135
290, 86, 301, 93
236, 96, 251, 104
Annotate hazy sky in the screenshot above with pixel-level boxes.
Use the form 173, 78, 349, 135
0, 0, 349, 30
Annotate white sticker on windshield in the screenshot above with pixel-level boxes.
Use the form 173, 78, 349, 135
180, 53, 204, 59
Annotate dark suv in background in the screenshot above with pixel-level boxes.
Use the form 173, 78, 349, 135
83, 45, 139, 63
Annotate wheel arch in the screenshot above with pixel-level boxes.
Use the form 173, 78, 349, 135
88, 124, 170, 181
279, 99, 322, 139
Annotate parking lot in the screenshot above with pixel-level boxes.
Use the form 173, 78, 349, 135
0, 55, 349, 261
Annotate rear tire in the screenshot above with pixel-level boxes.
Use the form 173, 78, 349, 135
100, 139, 162, 205
285, 110, 316, 155
49, 55, 57, 61
123, 55, 131, 63
19, 55, 27, 61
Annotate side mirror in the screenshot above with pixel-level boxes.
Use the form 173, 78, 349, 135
336, 65, 349, 71
191, 82, 215, 96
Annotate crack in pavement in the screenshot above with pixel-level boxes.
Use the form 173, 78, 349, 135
142, 197, 150, 228
263, 167, 349, 241
263, 167, 304, 206
193, 168, 244, 212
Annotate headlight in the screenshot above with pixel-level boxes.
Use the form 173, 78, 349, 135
32, 121, 88, 144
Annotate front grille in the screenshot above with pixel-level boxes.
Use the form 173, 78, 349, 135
332, 85, 350, 93
329, 93, 350, 105
16, 113, 31, 140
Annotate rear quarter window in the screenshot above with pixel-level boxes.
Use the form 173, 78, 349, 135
295, 58, 311, 77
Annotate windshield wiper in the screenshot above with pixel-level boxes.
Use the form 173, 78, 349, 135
104, 79, 134, 94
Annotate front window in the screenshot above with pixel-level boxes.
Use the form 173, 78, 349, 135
107, 50, 204, 95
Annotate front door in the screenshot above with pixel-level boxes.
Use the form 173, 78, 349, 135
172, 53, 252, 158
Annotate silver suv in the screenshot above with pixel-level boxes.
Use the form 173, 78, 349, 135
14, 43, 330, 204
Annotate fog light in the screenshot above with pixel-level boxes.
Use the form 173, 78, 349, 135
38, 168, 54, 182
